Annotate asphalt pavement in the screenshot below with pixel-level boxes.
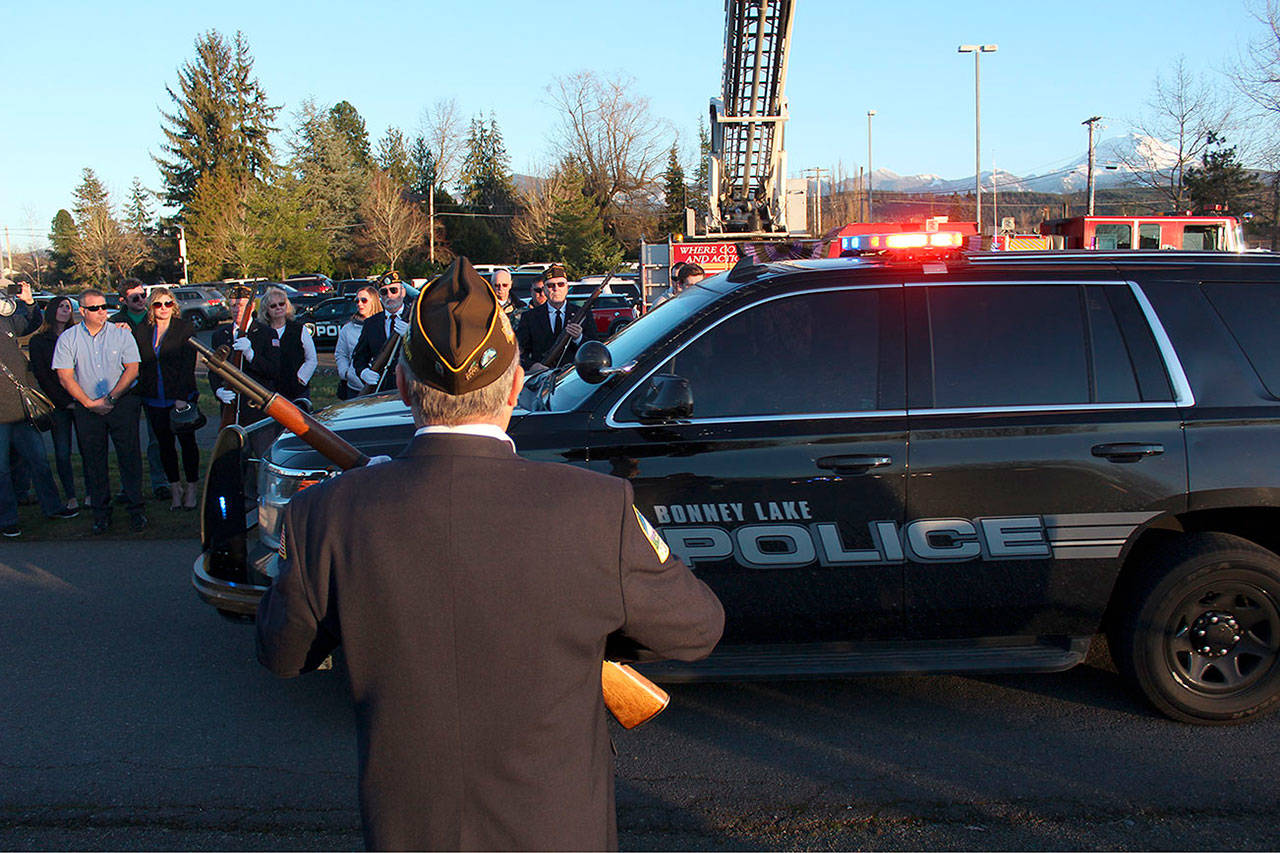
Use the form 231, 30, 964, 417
2, 540, 1279, 850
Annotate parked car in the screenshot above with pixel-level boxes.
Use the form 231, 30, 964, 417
298, 296, 356, 351
335, 279, 373, 297
195, 245, 1280, 725
285, 274, 335, 295
172, 286, 231, 330
567, 294, 638, 336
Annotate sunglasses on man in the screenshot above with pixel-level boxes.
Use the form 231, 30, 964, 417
82, 304, 108, 312
380, 286, 401, 296
532, 286, 546, 294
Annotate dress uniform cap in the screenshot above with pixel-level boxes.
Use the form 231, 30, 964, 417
405, 256, 517, 395
544, 263, 567, 280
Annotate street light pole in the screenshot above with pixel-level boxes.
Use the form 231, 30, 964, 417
867, 109, 877, 221
1082, 115, 1102, 215
958, 44, 997, 235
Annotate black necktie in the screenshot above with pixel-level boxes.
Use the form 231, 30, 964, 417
552, 307, 562, 336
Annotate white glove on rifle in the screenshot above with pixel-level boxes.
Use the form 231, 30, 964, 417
366, 455, 392, 466
215, 387, 236, 405
231, 336, 254, 361
360, 368, 382, 386
393, 317, 410, 338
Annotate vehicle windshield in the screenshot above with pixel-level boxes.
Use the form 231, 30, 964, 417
519, 282, 725, 413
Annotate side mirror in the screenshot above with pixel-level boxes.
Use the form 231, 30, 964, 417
631, 374, 693, 422
574, 340, 613, 384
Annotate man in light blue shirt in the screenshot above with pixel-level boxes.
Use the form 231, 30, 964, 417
53, 288, 145, 534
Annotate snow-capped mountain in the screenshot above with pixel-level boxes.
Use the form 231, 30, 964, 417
857, 134, 1180, 195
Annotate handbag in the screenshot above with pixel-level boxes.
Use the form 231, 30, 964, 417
0, 358, 55, 432
169, 400, 207, 434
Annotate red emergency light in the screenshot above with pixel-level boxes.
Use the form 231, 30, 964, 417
840, 231, 964, 255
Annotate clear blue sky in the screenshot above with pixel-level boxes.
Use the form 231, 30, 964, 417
0, 0, 1264, 249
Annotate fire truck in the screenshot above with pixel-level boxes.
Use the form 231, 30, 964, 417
1039, 214, 1245, 252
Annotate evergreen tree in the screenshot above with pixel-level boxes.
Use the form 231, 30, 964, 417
290, 99, 369, 271
70, 168, 124, 285
459, 115, 517, 212
155, 30, 279, 210
660, 144, 687, 236
375, 127, 414, 189
409, 134, 437, 201
1185, 133, 1263, 214
539, 163, 623, 277
329, 100, 371, 167
48, 209, 77, 286
125, 178, 154, 234
245, 176, 330, 280
691, 118, 710, 219
183, 166, 253, 280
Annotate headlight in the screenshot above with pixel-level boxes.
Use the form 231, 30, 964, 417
258, 462, 331, 550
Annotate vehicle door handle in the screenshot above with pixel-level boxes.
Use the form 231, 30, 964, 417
816, 454, 892, 474
1091, 442, 1164, 463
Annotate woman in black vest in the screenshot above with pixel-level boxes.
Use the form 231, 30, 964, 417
138, 287, 201, 510
236, 286, 317, 409
28, 295, 83, 510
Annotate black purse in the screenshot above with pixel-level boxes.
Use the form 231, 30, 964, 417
0, 358, 55, 432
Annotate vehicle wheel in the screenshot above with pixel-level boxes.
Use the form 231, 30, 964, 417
188, 311, 205, 331
1110, 532, 1280, 724
607, 319, 632, 337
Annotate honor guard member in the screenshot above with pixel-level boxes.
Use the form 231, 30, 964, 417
514, 262, 597, 372
491, 266, 523, 322
209, 285, 262, 424
236, 286, 317, 415
352, 270, 414, 392
256, 256, 724, 851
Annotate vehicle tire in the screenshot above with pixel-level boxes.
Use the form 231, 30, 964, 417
187, 311, 206, 331
1110, 532, 1280, 724
607, 318, 632, 337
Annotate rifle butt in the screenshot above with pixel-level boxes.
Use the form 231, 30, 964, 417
601, 660, 669, 729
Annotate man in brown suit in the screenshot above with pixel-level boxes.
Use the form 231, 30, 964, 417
256, 256, 724, 850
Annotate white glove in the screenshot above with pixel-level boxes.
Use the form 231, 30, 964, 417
393, 317, 410, 337
366, 455, 392, 466
231, 336, 253, 361
360, 368, 381, 386
215, 387, 236, 405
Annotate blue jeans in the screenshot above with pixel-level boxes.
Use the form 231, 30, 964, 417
48, 406, 81, 502
0, 420, 63, 527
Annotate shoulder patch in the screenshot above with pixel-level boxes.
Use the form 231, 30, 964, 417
634, 507, 670, 563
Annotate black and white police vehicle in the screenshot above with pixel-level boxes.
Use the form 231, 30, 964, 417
194, 237, 1280, 724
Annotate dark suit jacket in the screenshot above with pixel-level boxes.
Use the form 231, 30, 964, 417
256, 433, 724, 851
351, 301, 414, 384
515, 301, 597, 368
136, 317, 198, 402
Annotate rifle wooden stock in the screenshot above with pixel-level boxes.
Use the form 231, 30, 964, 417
601, 661, 669, 728
219, 303, 255, 429
193, 337, 669, 727
541, 270, 615, 369
190, 337, 369, 470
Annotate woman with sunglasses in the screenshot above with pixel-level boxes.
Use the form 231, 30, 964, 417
28, 295, 84, 511
334, 285, 382, 400
137, 286, 201, 510
237, 286, 317, 414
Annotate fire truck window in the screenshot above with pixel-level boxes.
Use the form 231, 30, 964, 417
1202, 282, 1280, 397
627, 289, 887, 419
1093, 223, 1132, 250
1183, 226, 1220, 251
1139, 224, 1161, 249
925, 285, 1090, 408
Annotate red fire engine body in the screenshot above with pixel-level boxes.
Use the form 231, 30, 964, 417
1039, 214, 1244, 252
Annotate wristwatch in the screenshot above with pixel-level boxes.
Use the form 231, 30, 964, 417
105, 393, 117, 406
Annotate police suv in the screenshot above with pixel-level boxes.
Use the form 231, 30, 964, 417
194, 240, 1280, 724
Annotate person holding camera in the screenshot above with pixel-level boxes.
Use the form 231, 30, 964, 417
138, 286, 202, 511
0, 278, 78, 537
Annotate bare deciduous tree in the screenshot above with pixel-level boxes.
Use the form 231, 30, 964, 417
420, 97, 464, 191
358, 170, 428, 270
512, 166, 568, 250
546, 71, 670, 223
1118, 56, 1233, 210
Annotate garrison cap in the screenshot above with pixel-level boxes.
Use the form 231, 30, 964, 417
405, 256, 517, 395
544, 263, 567, 281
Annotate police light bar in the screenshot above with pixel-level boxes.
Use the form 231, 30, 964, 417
840, 231, 964, 254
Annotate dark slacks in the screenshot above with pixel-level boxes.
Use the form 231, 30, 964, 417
73, 395, 144, 523
144, 404, 200, 483
48, 406, 83, 502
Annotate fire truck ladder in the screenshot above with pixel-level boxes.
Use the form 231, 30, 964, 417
708, 0, 795, 234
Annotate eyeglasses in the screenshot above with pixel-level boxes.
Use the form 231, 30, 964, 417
126, 292, 146, 301
267, 302, 286, 309
357, 297, 371, 304
152, 300, 174, 308
532, 287, 546, 294
547, 281, 569, 289
82, 304, 108, 312
380, 286, 401, 296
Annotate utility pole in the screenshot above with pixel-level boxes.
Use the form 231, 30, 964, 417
801, 167, 829, 235
1083, 116, 1102, 215
429, 188, 436, 264
866, 110, 877, 221
177, 226, 190, 285
958, 44, 997, 234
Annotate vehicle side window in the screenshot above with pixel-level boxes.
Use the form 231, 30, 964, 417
620, 288, 896, 420
1093, 223, 1132, 250
1099, 285, 1174, 402
1139, 223, 1161, 249
1183, 225, 1221, 251
1202, 282, 1280, 397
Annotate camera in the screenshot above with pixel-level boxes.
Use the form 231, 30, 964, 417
5, 283, 19, 296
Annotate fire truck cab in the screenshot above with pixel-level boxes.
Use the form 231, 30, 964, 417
1040, 214, 1244, 252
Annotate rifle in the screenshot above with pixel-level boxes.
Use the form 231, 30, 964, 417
541, 270, 614, 371
219, 300, 255, 429
191, 335, 669, 729
362, 323, 403, 394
